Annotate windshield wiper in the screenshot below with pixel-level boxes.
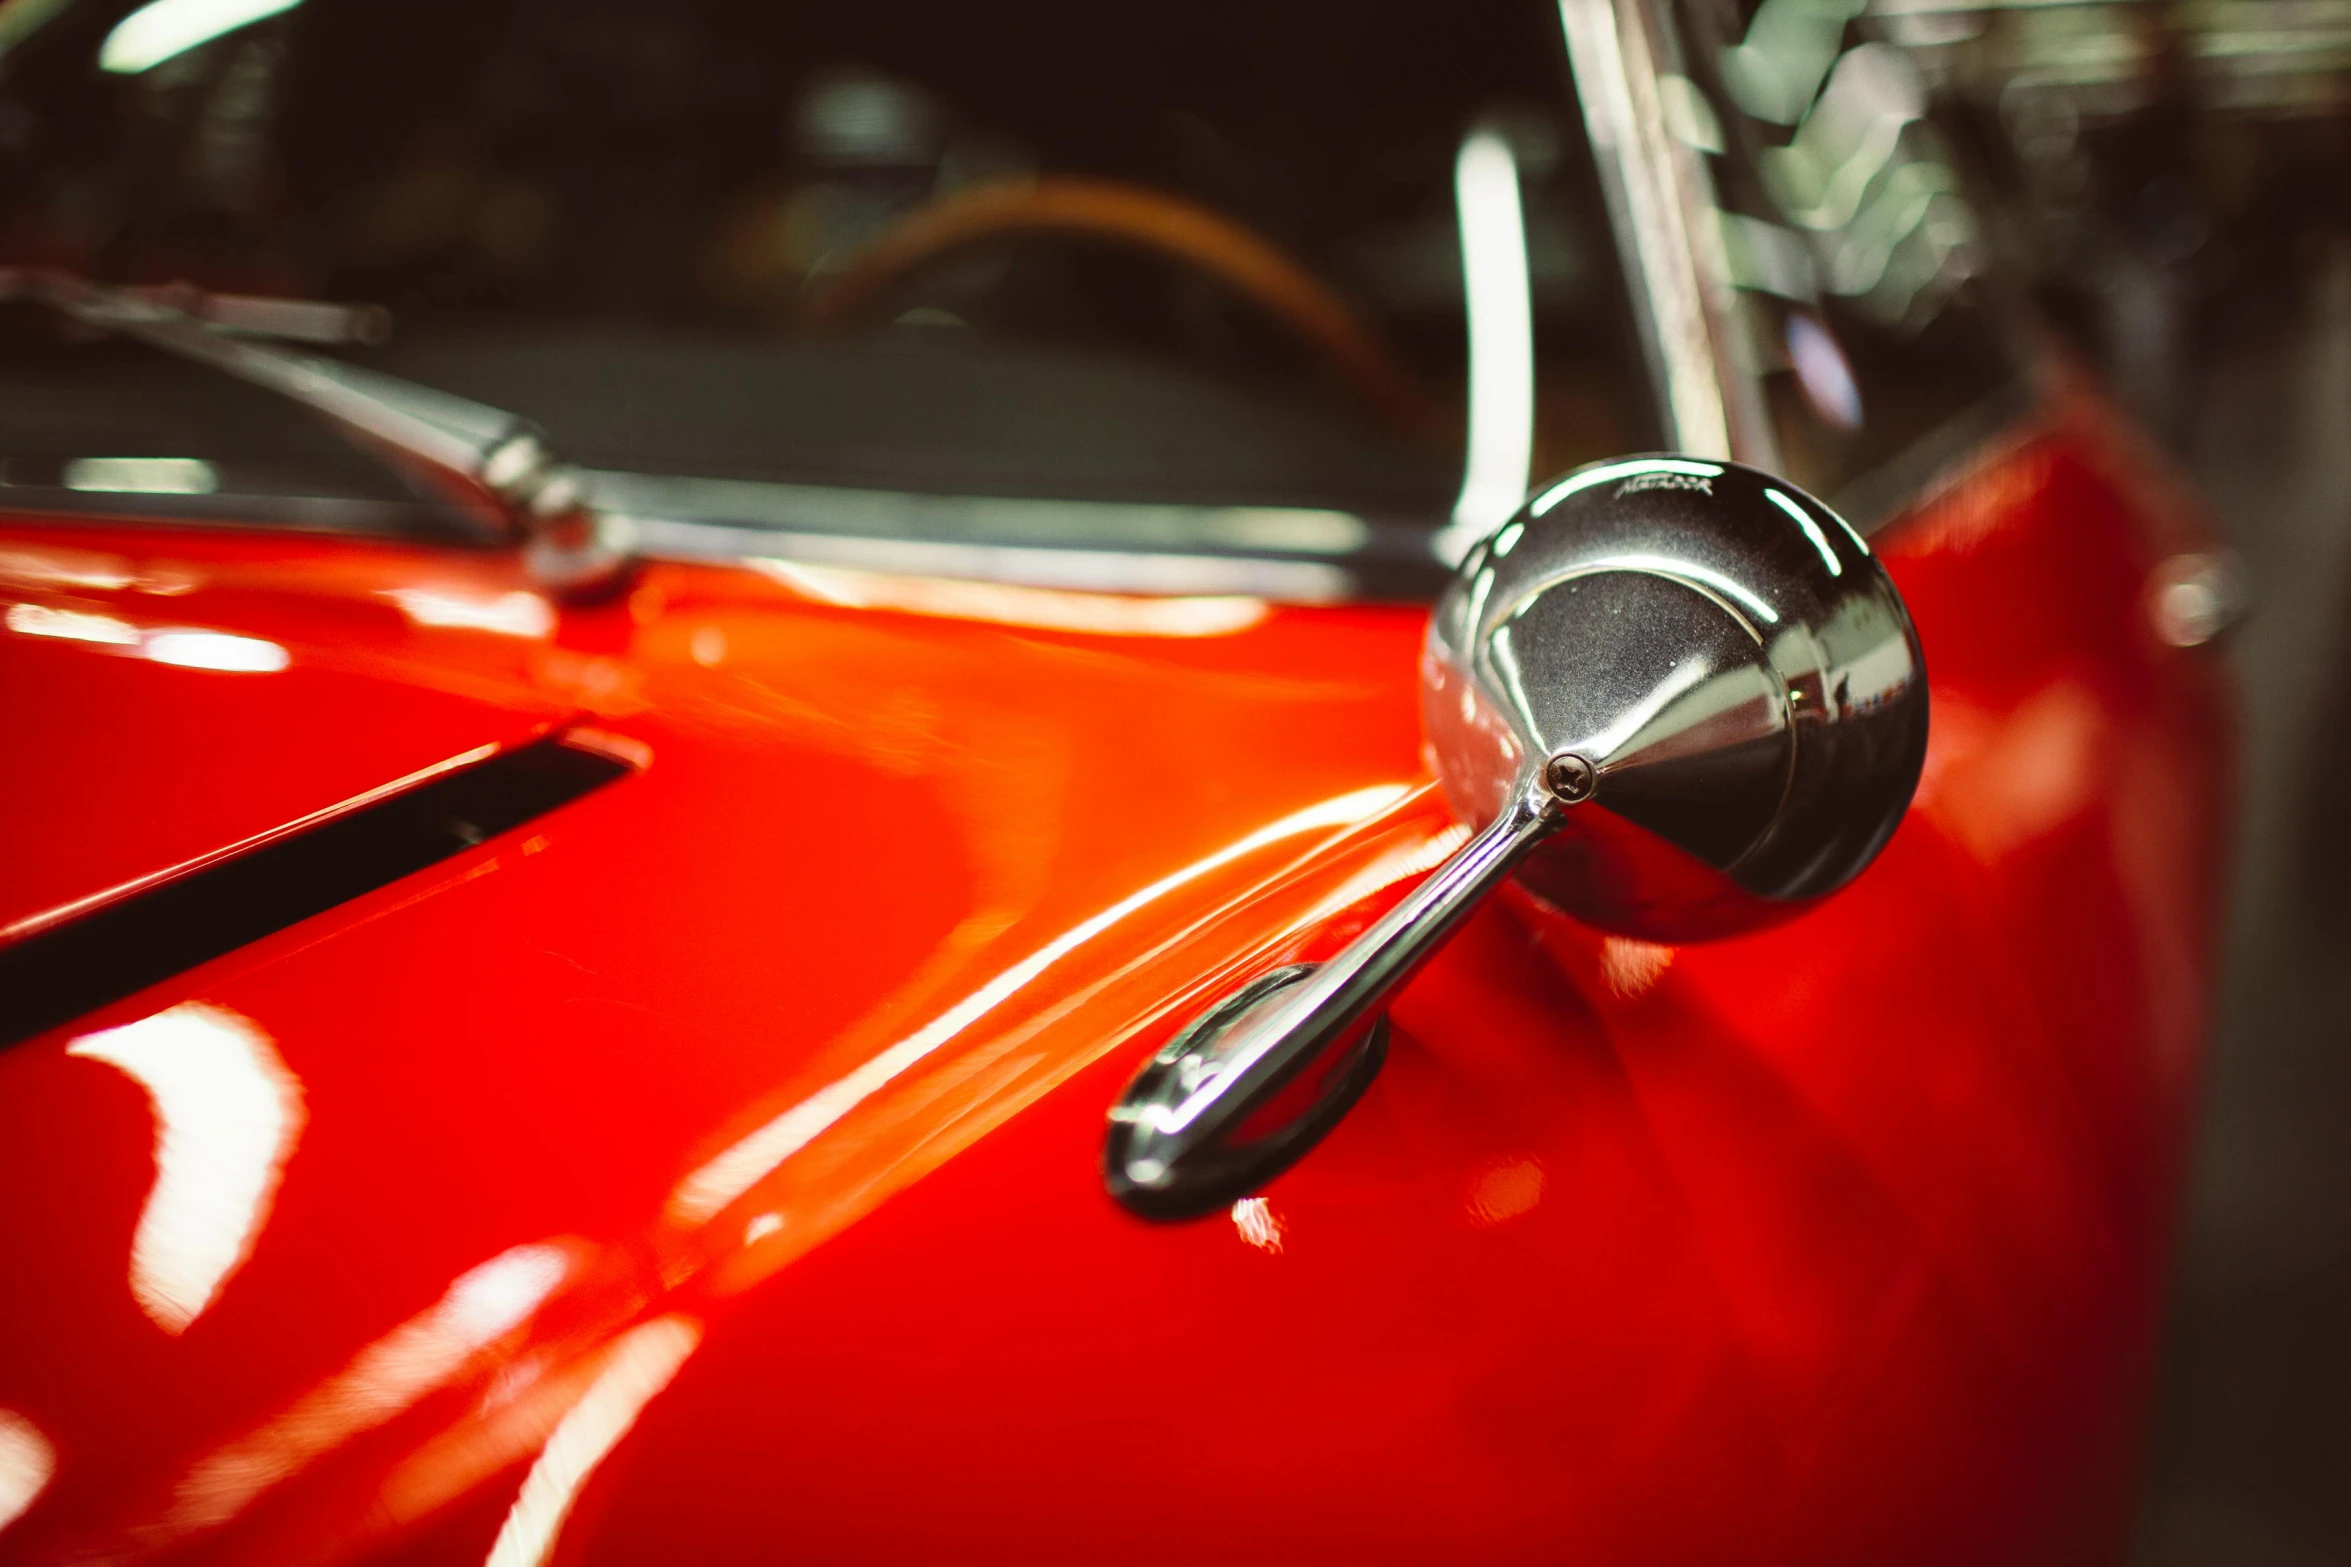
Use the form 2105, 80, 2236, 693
0, 268, 635, 596
94, 280, 395, 347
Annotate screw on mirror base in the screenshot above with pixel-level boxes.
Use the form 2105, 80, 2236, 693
1542, 750, 1598, 804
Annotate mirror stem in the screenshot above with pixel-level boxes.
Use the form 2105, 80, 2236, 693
1132, 774, 1569, 1180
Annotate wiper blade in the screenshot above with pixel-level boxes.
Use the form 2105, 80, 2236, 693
0, 267, 634, 595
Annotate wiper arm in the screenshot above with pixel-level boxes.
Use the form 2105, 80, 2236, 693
102, 280, 394, 347
0, 267, 635, 597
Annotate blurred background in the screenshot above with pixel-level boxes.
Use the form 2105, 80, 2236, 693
1901, 3, 2351, 1563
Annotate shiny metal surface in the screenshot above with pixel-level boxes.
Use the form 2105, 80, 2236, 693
1106, 783, 1559, 1218
0, 269, 635, 597
2147, 548, 2249, 648
1108, 454, 1925, 1215
1557, 0, 1752, 462
1427, 454, 1927, 936
590, 472, 1459, 602
1103, 964, 1389, 1219
98, 282, 393, 347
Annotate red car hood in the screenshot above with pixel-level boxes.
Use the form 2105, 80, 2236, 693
0, 413, 2230, 1567
0, 533, 573, 944
0, 518, 1450, 1564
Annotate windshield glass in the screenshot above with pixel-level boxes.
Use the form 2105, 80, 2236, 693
0, 0, 1654, 562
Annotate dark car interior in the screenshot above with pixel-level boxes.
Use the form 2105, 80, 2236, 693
0, 0, 1658, 525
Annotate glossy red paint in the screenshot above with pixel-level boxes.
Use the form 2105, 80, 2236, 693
0, 524, 570, 941
0, 395, 2227, 1566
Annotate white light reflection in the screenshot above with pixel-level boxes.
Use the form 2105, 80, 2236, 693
62, 456, 219, 494
668, 783, 1413, 1223
1528, 456, 1724, 516
169, 1244, 570, 1531
0, 1410, 55, 1537
385, 589, 554, 639
1293, 822, 1471, 935
5, 603, 289, 671
1785, 313, 1863, 431
483, 1315, 701, 1567
753, 560, 1268, 637
1767, 487, 1843, 577
0, 545, 137, 593
69, 1004, 303, 1334
1231, 1198, 1284, 1254
1441, 127, 1537, 562
100, 0, 303, 73
5, 601, 139, 645
142, 630, 289, 672
1599, 935, 1675, 998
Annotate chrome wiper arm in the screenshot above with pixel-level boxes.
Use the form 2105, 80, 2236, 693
0, 267, 634, 596
95, 280, 394, 347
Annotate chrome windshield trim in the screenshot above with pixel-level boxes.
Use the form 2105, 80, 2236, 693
1556, 0, 1779, 467
582, 469, 1380, 555
592, 470, 1454, 602
1557, 0, 1732, 458
627, 515, 1366, 602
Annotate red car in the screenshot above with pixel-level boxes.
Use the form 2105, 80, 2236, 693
0, 0, 2231, 1562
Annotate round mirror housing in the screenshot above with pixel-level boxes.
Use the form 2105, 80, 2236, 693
1424, 456, 1926, 939
1106, 456, 1927, 1218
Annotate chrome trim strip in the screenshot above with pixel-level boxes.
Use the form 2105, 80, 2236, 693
628, 516, 1361, 602
1446, 125, 1539, 545
593, 470, 1461, 601
583, 470, 1376, 555
1558, 0, 1737, 458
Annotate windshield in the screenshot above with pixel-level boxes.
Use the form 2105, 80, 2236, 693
0, 0, 1654, 569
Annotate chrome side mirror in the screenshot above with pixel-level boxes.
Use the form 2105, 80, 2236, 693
1107, 457, 1927, 1218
